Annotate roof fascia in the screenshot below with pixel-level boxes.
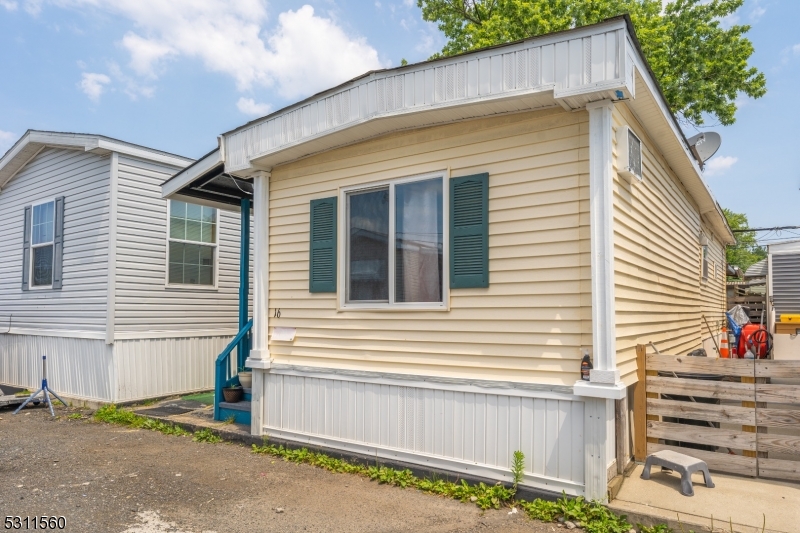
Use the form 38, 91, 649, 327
162, 148, 222, 199
0, 131, 192, 191
222, 17, 628, 139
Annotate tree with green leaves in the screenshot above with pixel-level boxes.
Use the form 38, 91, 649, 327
417, 0, 766, 127
724, 208, 766, 273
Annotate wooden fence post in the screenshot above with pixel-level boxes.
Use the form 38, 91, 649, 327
633, 344, 647, 462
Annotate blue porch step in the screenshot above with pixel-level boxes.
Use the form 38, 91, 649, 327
217, 387, 251, 425
218, 400, 251, 425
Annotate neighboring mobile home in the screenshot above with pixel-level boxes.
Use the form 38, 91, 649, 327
163, 16, 732, 501
0, 131, 247, 403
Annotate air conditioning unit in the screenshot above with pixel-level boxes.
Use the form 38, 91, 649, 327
617, 125, 642, 182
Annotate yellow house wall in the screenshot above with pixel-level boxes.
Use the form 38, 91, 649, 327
267, 107, 592, 385
612, 104, 727, 384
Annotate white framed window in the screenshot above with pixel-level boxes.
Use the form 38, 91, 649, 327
339, 172, 448, 309
30, 199, 56, 289
167, 200, 218, 287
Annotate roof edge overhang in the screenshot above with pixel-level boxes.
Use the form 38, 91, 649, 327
162, 146, 252, 211
0, 130, 193, 192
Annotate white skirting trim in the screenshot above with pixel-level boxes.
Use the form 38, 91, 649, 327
258, 371, 588, 494
264, 426, 584, 496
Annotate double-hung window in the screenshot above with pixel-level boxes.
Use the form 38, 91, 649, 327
168, 200, 217, 286
30, 200, 55, 288
343, 173, 446, 308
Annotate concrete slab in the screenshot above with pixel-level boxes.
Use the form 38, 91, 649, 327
610, 465, 800, 533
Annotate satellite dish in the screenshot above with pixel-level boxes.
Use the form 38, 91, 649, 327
687, 131, 722, 166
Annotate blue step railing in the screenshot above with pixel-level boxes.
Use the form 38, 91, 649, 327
214, 319, 252, 421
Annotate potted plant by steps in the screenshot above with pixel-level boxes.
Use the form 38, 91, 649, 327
237, 368, 252, 389
222, 384, 243, 403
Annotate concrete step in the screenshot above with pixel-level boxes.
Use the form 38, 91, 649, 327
218, 401, 250, 412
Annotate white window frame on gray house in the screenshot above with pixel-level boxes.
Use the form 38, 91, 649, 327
338, 171, 449, 311
29, 197, 56, 290
165, 199, 219, 289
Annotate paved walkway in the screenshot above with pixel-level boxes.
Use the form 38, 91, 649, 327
610, 464, 800, 533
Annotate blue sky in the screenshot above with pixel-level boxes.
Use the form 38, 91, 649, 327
1, 0, 798, 236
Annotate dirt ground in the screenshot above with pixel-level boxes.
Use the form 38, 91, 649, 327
0, 404, 557, 533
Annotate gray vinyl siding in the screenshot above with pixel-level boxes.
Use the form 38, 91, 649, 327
114, 155, 244, 333
0, 148, 109, 333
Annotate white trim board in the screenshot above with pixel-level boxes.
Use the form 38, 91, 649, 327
269, 364, 577, 400
262, 426, 584, 496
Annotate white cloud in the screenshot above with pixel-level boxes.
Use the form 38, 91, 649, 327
37, 1, 385, 101
79, 72, 111, 101
403, 0, 413, 5
0, 130, 16, 154
793, 44, 800, 56
0, 0, 18, 11
704, 155, 738, 177
749, 0, 766, 22
236, 97, 272, 116
23, 0, 40, 15
121, 32, 175, 77
108, 62, 155, 100
266, 6, 384, 98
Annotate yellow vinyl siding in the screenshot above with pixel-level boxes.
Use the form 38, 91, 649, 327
612, 105, 727, 383
267, 108, 591, 385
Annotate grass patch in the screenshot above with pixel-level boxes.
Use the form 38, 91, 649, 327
66, 413, 83, 420
192, 428, 222, 443
182, 391, 215, 405
93, 404, 190, 437
93, 404, 690, 533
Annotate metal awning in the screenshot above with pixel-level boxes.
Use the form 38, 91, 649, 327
162, 147, 252, 211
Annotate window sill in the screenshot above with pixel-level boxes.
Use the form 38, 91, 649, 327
164, 285, 219, 292
337, 303, 449, 312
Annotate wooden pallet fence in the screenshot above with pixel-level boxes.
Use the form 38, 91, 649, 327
633, 346, 800, 483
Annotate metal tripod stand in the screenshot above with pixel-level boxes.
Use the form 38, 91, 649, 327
14, 355, 67, 417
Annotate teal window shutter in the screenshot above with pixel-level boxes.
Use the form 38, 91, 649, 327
52, 196, 65, 289
21, 206, 31, 291
309, 197, 337, 293
450, 173, 488, 289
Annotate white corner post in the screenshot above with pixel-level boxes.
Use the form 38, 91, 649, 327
575, 100, 626, 502
246, 170, 270, 436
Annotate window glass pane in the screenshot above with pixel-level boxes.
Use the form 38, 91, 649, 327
168, 261, 184, 285
201, 206, 216, 224
199, 245, 213, 266
395, 178, 443, 303
169, 217, 185, 240
200, 221, 216, 243
185, 219, 202, 242
186, 203, 202, 222
184, 263, 200, 284
348, 188, 389, 301
32, 201, 54, 245
32, 244, 53, 286
199, 265, 213, 285
168, 241, 214, 285
170, 200, 186, 217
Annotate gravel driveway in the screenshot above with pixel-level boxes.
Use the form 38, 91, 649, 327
0, 405, 555, 533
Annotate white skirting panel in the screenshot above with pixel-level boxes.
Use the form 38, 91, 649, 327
113, 335, 231, 402
0, 334, 112, 401
262, 372, 586, 495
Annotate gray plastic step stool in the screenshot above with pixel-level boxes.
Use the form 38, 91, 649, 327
641, 450, 715, 496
